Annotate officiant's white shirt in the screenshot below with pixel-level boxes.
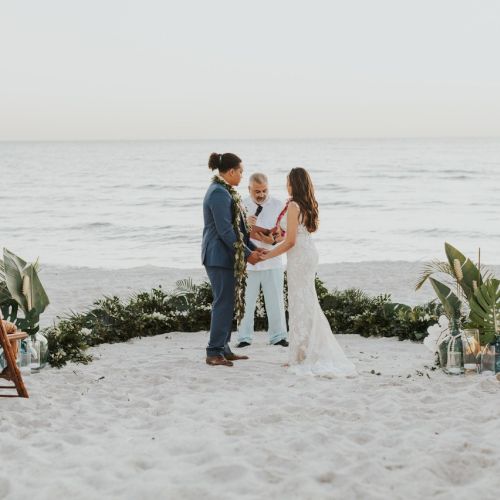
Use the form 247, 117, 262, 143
244, 196, 285, 271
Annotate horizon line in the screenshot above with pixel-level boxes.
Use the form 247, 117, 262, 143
1, 135, 499, 143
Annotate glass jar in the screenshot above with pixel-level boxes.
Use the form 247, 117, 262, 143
30, 333, 49, 373
494, 336, 500, 373
446, 321, 464, 375
17, 339, 31, 376
480, 344, 496, 375
461, 329, 480, 373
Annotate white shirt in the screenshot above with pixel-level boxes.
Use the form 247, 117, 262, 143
244, 195, 285, 271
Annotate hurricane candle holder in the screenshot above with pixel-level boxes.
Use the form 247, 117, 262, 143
480, 344, 496, 375
17, 339, 31, 377
461, 329, 480, 373
29, 333, 49, 373
446, 334, 464, 375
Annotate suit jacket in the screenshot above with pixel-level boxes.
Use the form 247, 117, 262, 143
202, 182, 256, 269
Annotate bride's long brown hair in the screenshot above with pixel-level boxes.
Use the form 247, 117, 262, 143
287, 167, 319, 233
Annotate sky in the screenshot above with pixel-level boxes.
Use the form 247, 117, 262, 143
1, 0, 499, 140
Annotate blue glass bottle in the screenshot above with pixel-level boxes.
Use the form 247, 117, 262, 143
494, 336, 500, 373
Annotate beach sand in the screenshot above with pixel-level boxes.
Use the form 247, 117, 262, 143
2, 331, 499, 499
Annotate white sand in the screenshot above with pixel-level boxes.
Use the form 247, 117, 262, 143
3, 332, 499, 500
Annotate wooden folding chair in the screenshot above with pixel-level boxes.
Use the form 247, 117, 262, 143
0, 314, 29, 398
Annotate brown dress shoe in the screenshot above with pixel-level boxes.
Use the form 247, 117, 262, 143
224, 353, 249, 361
206, 356, 233, 367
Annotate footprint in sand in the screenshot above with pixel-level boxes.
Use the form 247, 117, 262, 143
348, 432, 374, 445
205, 464, 248, 481
0, 478, 10, 499
317, 471, 336, 484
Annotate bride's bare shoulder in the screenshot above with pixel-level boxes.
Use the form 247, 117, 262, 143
288, 200, 300, 211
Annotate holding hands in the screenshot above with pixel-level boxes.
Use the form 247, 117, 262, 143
247, 248, 269, 265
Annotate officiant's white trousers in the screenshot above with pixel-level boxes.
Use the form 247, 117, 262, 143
237, 268, 288, 345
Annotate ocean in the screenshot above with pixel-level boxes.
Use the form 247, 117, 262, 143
1, 138, 499, 269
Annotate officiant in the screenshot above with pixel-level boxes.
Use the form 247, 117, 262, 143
236, 173, 289, 348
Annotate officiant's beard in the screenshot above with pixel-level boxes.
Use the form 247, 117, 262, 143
249, 184, 269, 204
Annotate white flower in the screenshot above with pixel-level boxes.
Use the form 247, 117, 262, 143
424, 315, 449, 353
148, 312, 169, 321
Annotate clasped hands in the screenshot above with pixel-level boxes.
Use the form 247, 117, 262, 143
247, 247, 269, 265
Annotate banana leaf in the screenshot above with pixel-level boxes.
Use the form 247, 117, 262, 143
444, 242, 482, 300
429, 278, 461, 321
3, 248, 28, 312
22, 262, 50, 315
2, 248, 50, 316
0, 299, 18, 323
0, 281, 11, 305
469, 279, 500, 345
0, 258, 9, 304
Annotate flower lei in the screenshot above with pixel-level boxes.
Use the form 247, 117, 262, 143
274, 199, 290, 237
212, 176, 248, 323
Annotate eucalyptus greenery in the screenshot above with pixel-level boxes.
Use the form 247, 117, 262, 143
43, 276, 441, 368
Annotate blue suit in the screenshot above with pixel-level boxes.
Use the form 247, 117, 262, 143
202, 182, 256, 357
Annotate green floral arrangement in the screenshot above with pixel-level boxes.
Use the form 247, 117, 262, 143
416, 242, 499, 345
43, 276, 441, 368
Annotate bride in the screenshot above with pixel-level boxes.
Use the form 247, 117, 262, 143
261, 167, 357, 377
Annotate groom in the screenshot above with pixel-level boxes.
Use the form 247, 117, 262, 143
202, 152, 265, 367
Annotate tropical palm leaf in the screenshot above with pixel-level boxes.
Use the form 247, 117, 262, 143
415, 260, 454, 291
2, 248, 49, 315
429, 278, 461, 320
3, 248, 28, 312
444, 242, 483, 299
469, 279, 500, 344
23, 262, 50, 315
0, 281, 12, 305
174, 278, 196, 295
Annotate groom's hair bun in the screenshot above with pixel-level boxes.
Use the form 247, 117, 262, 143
208, 152, 242, 173
208, 152, 221, 171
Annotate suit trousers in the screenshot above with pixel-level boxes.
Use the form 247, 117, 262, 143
205, 266, 235, 357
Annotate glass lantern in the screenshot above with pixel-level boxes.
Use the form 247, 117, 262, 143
480, 344, 496, 375
445, 329, 464, 375
461, 329, 480, 373
30, 333, 49, 373
17, 339, 31, 376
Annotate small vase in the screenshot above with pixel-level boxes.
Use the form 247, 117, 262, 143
445, 320, 464, 375
461, 329, 480, 373
480, 344, 496, 375
30, 332, 49, 373
17, 339, 31, 377
494, 336, 500, 373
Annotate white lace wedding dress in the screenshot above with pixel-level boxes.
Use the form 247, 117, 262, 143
282, 203, 357, 377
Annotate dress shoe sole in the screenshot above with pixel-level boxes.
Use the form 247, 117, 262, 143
225, 355, 249, 361
206, 359, 234, 367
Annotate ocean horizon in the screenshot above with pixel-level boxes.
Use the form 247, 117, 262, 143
2, 137, 499, 268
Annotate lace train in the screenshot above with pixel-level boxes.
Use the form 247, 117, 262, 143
283, 209, 357, 377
